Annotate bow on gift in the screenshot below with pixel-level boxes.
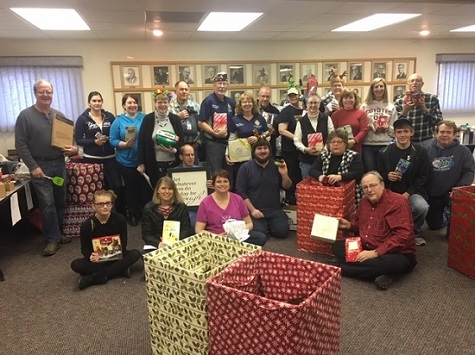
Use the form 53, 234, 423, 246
152, 88, 173, 100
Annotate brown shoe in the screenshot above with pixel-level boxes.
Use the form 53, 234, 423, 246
43, 242, 60, 256
60, 236, 72, 244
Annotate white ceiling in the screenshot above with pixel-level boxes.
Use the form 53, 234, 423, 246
0, 0, 474, 41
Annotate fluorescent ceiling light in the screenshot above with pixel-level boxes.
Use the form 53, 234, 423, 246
198, 12, 262, 32
10, 8, 90, 31
450, 25, 475, 32
333, 13, 420, 32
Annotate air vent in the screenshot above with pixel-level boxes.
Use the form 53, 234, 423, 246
145, 11, 205, 24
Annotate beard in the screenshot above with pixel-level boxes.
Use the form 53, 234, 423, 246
254, 154, 269, 165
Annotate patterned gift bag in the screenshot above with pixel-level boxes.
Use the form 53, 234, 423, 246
143, 232, 260, 355
207, 251, 341, 355
296, 177, 356, 255
448, 185, 475, 278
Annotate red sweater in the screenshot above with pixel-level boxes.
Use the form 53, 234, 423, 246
332, 108, 368, 154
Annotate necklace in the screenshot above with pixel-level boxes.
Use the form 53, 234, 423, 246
155, 112, 169, 127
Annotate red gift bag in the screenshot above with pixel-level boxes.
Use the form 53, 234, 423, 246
65, 162, 104, 205
296, 177, 356, 255
207, 251, 341, 355
448, 185, 475, 278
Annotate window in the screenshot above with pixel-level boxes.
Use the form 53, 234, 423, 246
0, 56, 84, 132
437, 54, 475, 114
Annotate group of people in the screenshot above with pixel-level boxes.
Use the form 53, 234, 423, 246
14, 70, 475, 291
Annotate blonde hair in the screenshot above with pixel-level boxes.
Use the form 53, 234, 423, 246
235, 93, 259, 115
152, 176, 184, 205
364, 78, 389, 104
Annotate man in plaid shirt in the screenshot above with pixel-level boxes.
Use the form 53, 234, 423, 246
394, 73, 443, 149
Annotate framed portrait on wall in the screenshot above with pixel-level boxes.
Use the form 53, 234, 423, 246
126, 92, 143, 112
152, 65, 170, 86
229, 64, 245, 85
278, 89, 288, 105
253, 64, 271, 85
301, 64, 316, 82
230, 90, 245, 103
278, 64, 294, 83
324, 62, 340, 82
393, 85, 406, 102
350, 86, 363, 100
372, 62, 388, 80
121, 66, 141, 88
348, 62, 363, 82
203, 65, 219, 85
394, 61, 408, 81
177, 65, 195, 85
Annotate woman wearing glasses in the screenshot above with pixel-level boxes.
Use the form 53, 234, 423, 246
309, 129, 364, 204
70, 190, 141, 290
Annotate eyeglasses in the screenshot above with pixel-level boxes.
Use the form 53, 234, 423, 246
362, 183, 380, 191
94, 202, 112, 207
37, 91, 53, 96
330, 140, 344, 144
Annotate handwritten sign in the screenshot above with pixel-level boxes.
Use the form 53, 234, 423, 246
169, 168, 208, 207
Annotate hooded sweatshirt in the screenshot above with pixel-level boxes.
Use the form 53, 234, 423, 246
426, 138, 475, 197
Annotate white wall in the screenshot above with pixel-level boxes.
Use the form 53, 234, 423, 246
0, 38, 474, 155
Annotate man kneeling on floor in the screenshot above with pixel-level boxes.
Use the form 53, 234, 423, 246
332, 171, 417, 290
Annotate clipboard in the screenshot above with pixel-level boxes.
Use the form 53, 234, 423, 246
51, 113, 74, 149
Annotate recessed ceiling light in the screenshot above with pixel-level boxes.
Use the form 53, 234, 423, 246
420, 30, 430, 36
198, 12, 262, 32
10, 8, 90, 31
152, 29, 163, 37
450, 25, 475, 32
333, 13, 420, 32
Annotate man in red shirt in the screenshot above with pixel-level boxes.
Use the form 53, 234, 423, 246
332, 171, 417, 290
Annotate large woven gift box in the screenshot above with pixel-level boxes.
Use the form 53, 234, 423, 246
448, 185, 475, 278
297, 177, 356, 255
143, 232, 260, 355
207, 250, 341, 355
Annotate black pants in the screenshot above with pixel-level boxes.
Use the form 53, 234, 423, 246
281, 150, 301, 202
332, 240, 417, 280
71, 249, 141, 280
426, 194, 451, 230
118, 165, 148, 217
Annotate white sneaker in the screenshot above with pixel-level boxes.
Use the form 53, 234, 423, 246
415, 237, 426, 246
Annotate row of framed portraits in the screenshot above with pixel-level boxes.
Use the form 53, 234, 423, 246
111, 58, 416, 90
113, 85, 409, 116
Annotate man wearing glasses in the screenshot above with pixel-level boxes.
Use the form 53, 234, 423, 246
332, 171, 417, 290
15, 79, 78, 256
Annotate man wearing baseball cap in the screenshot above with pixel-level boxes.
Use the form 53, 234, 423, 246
376, 118, 430, 246
198, 72, 235, 174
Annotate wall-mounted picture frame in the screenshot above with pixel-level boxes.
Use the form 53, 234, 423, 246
253, 64, 271, 85
203, 65, 219, 85
177, 65, 195, 85
394, 61, 408, 81
169, 168, 209, 207
372, 62, 388, 80
350, 86, 363, 100
230, 90, 245, 103
278, 64, 294, 83
152, 65, 169, 86
393, 85, 406, 102
229, 64, 245, 85
278, 89, 288, 105
324, 62, 340, 82
202, 90, 214, 99
121, 66, 141, 88
348, 62, 364, 82
301, 64, 316, 82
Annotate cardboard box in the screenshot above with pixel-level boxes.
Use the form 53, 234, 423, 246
207, 251, 341, 355
283, 204, 297, 231
143, 233, 260, 355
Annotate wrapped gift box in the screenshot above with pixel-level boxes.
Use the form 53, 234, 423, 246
448, 185, 475, 278
207, 251, 341, 355
143, 232, 260, 355
63, 204, 94, 238
296, 178, 356, 255
65, 162, 104, 204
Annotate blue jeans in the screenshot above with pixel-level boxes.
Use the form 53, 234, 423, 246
409, 194, 429, 236
204, 139, 226, 175
30, 158, 67, 244
362, 145, 386, 172
299, 162, 312, 179
251, 208, 290, 239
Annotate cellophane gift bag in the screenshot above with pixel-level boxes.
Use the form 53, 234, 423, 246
448, 185, 475, 278
296, 177, 356, 255
143, 232, 260, 355
207, 251, 341, 355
